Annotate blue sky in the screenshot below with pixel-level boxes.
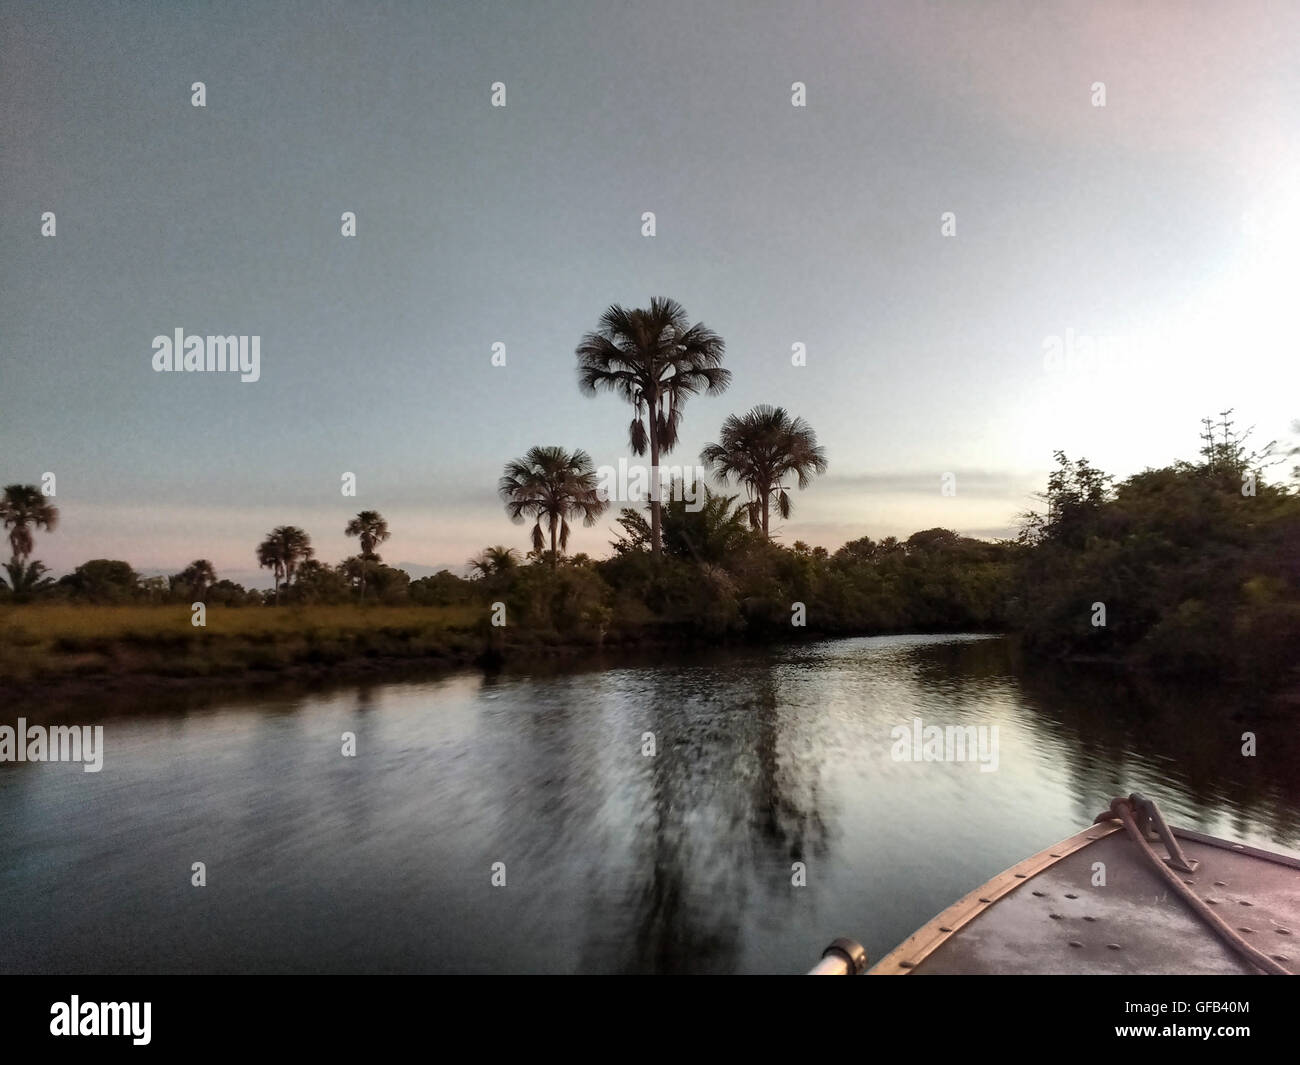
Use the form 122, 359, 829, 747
2, 1, 1298, 585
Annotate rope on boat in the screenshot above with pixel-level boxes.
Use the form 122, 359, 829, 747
1094, 795, 1289, 976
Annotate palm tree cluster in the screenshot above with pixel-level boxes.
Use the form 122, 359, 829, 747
257, 526, 315, 605
0, 498, 399, 605
4, 297, 832, 603
255, 511, 390, 604
177, 559, 217, 601
496, 297, 827, 562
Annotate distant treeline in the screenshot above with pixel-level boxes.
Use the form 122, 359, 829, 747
3, 415, 1298, 688
5, 556, 465, 609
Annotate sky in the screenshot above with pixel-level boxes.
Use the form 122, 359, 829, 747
2, 0, 1298, 586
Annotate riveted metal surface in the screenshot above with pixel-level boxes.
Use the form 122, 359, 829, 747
868, 823, 1300, 975
867, 822, 1122, 974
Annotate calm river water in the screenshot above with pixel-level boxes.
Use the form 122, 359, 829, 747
2, 634, 1297, 973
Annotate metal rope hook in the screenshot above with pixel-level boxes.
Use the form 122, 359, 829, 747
1094, 794, 1288, 976
1128, 791, 1198, 873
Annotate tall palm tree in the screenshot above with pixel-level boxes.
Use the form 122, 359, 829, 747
498, 446, 608, 565
180, 559, 217, 602
256, 526, 314, 605
576, 298, 730, 557
700, 405, 829, 537
0, 484, 59, 563
344, 510, 390, 601
467, 545, 520, 579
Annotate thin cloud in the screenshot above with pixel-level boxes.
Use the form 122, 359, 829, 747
820, 469, 1042, 498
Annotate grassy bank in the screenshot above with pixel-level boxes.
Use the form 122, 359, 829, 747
0, 602, 733, 699
0, 604, 494, 687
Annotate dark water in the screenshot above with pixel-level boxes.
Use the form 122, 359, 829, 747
2, 634, 1297, 974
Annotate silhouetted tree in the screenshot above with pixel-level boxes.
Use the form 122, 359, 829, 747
0, 484, 58, 564
257, 526, 314, 605
344, 511, 390, 600
499, 446, 608, 566
577, 298, 730, 557
701, 405, 828, 536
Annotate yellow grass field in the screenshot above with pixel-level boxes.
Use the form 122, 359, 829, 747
0, 604, 487, 683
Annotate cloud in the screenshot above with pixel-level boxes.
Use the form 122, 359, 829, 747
817, 468, 1042, 499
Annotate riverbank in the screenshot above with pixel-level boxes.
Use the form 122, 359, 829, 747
3, 605, 1297, 712
0, 603, 747, 705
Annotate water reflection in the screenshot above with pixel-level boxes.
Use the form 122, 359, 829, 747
0, 635, 1295, 974
614, 667, 831, 973
1012, 656, 1300, 850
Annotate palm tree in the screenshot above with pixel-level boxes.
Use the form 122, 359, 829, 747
612, 482, 751, 564
256, 526, 314, 604
180, 559, 217, 602
1, 558, 55, 597
467, 545, 521, 579
576, 298, 730, 557
498, 446, 608, 565
344, 511, 390, 601
0, 484, 59, 563
700, 405, 828, 537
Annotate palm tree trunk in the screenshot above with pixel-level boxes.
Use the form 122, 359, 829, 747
550, 516, 558, 567
761, 487, 770, 538
649, 389, 662, 559
360, 536, 371, 601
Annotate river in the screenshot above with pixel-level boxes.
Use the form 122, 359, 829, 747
2, 634, 1297, 973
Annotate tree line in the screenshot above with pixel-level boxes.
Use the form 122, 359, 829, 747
3, 296, 1296, 689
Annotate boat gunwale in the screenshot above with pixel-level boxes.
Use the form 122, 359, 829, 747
868, 822, 1123, 974
1171, 826, 1300, 870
